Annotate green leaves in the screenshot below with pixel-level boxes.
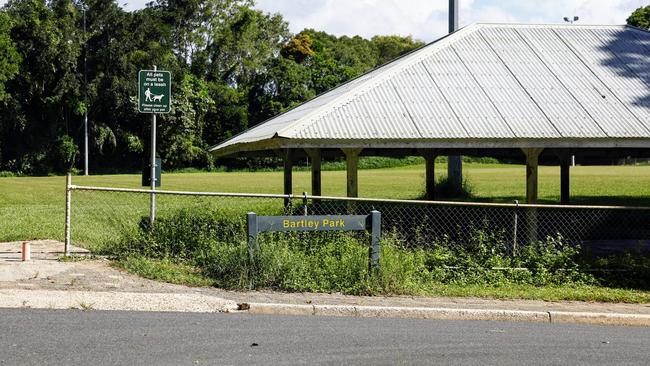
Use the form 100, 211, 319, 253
0, 0, 426, 174
627, 5, 650, 29
0, 12, 21, 102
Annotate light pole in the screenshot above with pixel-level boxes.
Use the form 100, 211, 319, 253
83, 4, 89, 176
563, 15, 578, 167
563, 16, 579, 24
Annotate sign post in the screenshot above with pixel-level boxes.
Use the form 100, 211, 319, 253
138, 67, 171, 225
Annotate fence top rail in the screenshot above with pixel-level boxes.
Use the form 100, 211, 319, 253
306, 195, 650, 211
69, 185, 293, 199
68, 185, 650, 211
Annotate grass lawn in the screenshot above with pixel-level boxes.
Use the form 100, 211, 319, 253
1, 162, 649, 244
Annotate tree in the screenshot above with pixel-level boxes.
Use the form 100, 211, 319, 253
0, 12, 21, 102
371, 35, 424, 66
627, 5, 650, 29
281, 33, 315, 63
0, 0, 84, 174
0, 0, 429, 174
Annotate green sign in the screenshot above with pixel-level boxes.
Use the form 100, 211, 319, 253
138, 70, 171, 113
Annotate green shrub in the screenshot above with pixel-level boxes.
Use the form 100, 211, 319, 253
115, 206, 245, 259
114, 205, 609, 295
433, 176, 473, 199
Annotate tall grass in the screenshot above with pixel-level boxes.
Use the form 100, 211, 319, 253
110, 205, 647, 297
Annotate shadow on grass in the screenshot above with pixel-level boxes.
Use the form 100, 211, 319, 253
432, 195, 650, 207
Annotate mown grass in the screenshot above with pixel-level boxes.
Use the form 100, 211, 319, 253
2, 163, 650, 246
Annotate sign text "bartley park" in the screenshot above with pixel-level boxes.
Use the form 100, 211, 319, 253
282, 217, 347, 229
252, 215, 370, 233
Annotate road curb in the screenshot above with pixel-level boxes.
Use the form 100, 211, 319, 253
243, 302, 650, 326
0, 289, 238, 313
3, 289, 650, 327
549, 311, 650, 327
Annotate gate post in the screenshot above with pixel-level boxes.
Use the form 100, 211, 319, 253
64, 173, 72, 256
369, 210, 381, 273
247, 212, 259, 288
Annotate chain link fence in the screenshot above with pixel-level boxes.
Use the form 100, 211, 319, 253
66, 183, 650, 255
307, 197, 650, 255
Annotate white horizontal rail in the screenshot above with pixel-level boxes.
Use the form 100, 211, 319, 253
306, 194, 650, 211
69, 185, 292, 199
69, 185, 650, 211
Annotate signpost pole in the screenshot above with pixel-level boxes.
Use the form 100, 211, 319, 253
150, 65, 157, 226
138, 66, 170, 226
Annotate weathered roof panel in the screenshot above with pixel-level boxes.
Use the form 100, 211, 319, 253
519, 27, 649, 138
449, 31, 558, 138
421, 47, 514, 138
480, 26, 607, 138
560, 27, 650, 132
391, 63, 468, 139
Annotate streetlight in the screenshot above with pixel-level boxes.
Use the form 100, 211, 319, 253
563, 15, 579, 166
563, 16, 579, 24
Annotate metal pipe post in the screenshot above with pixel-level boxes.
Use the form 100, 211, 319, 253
512, 200, 518, 256
65, 173, 72, 256
247, 212, 259, 289
449, 0, 459, 33
369, 210, 381, 273
83, 6, 89, 176
150, 65, 157, 226
302, 192, 308, 216
84, 113, 88, 175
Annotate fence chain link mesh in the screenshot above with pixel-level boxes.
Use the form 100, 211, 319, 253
69, 187, 650, 255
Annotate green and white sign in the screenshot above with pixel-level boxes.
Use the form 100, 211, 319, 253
138, 70, 171, 113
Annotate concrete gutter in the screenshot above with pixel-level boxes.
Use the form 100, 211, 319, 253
2, 288, 650, 327
0, 289, 238, 313
241, 303, 650, 327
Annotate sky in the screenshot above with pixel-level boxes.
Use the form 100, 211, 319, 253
1, 0, 647, 41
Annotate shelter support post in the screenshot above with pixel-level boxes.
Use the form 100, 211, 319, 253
522, 148, 543, 244
282, 149, 293, 208
342, 148, 363, 198
419, 149, 437, 200
560, 155, 571, 205
522, 148, 543, 204
448, 155, 462, 192
304, 148, 322, 197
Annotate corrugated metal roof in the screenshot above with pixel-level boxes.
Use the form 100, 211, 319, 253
210, 23, 650, 156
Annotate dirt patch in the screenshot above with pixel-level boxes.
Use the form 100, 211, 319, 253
0, 240, 210, 293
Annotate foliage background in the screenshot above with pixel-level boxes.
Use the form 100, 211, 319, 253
0, 0, 424, 174
0, 1, 647, 175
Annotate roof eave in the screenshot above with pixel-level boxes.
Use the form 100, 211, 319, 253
209, 137, 288, 158
212, 137, 650, 158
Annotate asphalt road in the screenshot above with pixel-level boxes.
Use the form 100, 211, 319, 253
0, 309, 648, 366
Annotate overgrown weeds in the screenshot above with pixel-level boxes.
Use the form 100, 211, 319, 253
111, 205, 650, 301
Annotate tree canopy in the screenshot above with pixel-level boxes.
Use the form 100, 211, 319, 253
627, 5, 650, 29
0, 0, 424, 174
